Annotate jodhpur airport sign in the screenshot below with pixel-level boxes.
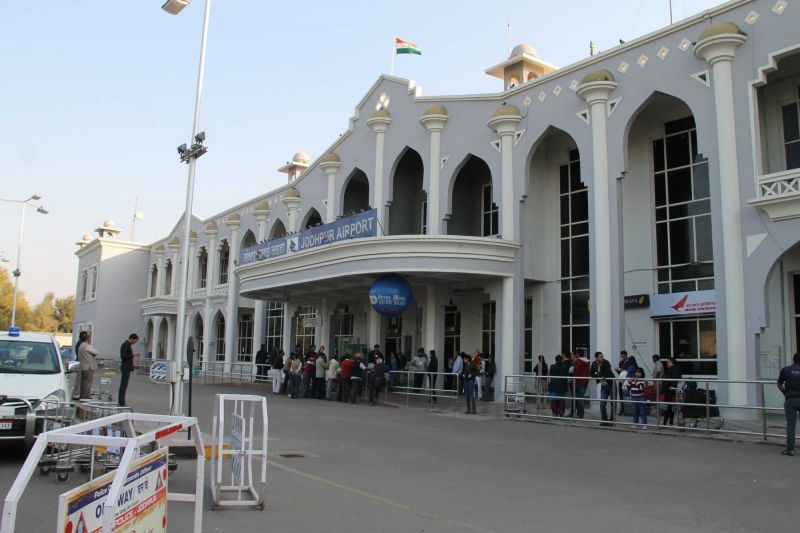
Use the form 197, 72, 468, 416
240, 209, 377, 265
57, 448, 168, 533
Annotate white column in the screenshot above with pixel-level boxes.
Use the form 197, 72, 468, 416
169, 243, 180, 296
318, 297, 330, 352
320, 154, 342, 224
367, 308, 381, 349
282, 303, 296, 355
166, 316, 176, 364
577, 74, 617, 357
368, 109, 392, 233
424, 285, 437, 351
224, 217, 241, 370
202, 227, 217, 362
187, 233, 197, 299
487, 106, 522, 240
695, 27, 748, 406
420, 107, 449, 235
251, 208, 270, 361
499, 277, 517, 388
154, 251, 164, 296
282, 192, 301, 233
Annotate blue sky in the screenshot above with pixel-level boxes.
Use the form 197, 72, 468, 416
0, 0, 725, 303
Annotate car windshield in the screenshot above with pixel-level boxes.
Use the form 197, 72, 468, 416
0, 340, 60, 374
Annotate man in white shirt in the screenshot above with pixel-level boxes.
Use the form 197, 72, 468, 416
451, 352, 464, 395
77, 334, 100, 399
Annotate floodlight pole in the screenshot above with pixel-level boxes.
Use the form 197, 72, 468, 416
171, 0, 212, 415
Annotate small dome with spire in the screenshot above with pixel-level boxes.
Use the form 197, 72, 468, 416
292, 151, 311, 164
509, 43, 537, 58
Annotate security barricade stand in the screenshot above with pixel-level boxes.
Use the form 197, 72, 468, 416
210, 394, 268, 510
1, 412, 204, 533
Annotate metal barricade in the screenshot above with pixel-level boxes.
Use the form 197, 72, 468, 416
384, 371, 461, 414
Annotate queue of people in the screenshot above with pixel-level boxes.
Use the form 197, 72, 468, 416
535, 350, 684, 428
258, 344, 496, 414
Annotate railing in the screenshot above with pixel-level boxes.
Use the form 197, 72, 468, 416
756, 168, 800, 199
209, 284, 228, 297
503, 374, 795, 444
193, 361, 263, 385
191, 287, 207, 299
384, 371, 462, 414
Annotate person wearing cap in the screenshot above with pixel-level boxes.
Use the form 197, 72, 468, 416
777, 352, 800, 456
118, 333, 138, 407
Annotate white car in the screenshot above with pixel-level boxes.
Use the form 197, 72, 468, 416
0, 328, 79, 444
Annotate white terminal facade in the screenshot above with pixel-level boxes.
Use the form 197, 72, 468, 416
75, 0, 800, 409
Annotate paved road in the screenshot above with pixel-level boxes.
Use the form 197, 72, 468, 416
1, 373, 796, 533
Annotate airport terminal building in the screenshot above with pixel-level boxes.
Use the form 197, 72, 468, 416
74, 0, 800, 408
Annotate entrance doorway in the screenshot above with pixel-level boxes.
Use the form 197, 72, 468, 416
384, 316, 402, 358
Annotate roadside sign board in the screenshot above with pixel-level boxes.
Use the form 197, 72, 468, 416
57, 448, 169, 533
231, 414, 244, 485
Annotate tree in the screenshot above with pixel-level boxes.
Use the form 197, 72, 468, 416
31, 292, 58, 332
0, 268, 32, 330
54, 295, 75, 333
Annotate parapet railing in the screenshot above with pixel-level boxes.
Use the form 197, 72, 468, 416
503, 374, 794, 444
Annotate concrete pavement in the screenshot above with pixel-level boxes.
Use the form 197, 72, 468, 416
1, 373, 797, 533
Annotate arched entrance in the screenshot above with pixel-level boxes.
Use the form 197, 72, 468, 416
447, 155, 495, 237
342, 169, 370, 216
388, 148, 426, 235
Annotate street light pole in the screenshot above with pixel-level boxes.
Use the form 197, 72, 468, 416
0, 194, 46, 329
166, 0, 212, 415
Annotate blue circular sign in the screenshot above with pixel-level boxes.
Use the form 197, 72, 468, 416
369, 275, 413, 317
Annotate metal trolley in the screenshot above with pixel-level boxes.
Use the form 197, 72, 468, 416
36, 401, 77, 483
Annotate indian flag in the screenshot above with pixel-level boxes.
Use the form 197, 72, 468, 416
395, 37, 422, 55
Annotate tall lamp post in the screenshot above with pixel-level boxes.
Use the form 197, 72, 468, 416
0, 194, 49, 328
162, 0, 211, 415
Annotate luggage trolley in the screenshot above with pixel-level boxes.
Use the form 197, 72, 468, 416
36, 400, 77, 483
504, 377, 527, 416
676, 382, 725, 430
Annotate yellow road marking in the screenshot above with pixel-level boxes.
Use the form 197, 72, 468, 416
267, 459, 491, 532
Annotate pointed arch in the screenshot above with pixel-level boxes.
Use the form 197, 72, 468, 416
144, 318, 155, 358
301, 208, 323, 229
446, 154, 495, 237
269, 218, 287, 239
212, 309, 226, 362
192, 312, 205, 361
241, 229, 257, 250
388, 147, 426, 235
340, 168, 370, 217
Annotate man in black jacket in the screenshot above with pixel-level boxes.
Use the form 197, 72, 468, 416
427, 350, 439, 403
778, 352, 800, 456
118, 333, 138, 407
591, 351, 615, 425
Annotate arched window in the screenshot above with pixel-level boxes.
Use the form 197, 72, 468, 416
448, 155, 496, 237
270, 220, 287, 239
389, 148, 426, 235
302, 208, 323, 229
342, 169, 370, 216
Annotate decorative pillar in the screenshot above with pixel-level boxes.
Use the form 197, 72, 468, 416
154, 245, 164, 296
420, 106, 449, 234
251, 202, 270, 362
168, 237, 180, 297
202, 222, 217, 363
487, 105, 522, 240
282, 303, 296, 356
367, 108, 392, 232
694, 22, 748, 406
223, 214, 241, 370
282, 188, 302, 233
367, 308, 381, 349
424, 285, 437, 353
319, 153, 342, 224
577, 69, 618, 358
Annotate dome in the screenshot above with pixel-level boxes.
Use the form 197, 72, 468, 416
491, 104, 522, 118
168, 236, 180, 247
320, 152, 341, 164
422, 105, 448, 117
510, 43, 537, 58
225, 213, 241, 224
153, 244, 164, 253
189, 230, 198, 240
253, 200, 270, 212
292, 151, 311, 164
697, 21, 744, 41
102, 218, 117, 228
283, 188, 301, 200
204, 222, 218, 233
370, 108, 391, 120
580, 69, 616, 85
82, 233, 93, 242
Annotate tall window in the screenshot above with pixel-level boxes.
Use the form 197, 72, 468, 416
197, 248, 208, 289
524, 298, 533, 373
295, 306, 317, 351
163, 260, 173, 295
420, 200, 428, 234
237, 313, 254, 362
214, 316, 226, 361
333, 307, 354, 357
560, 149, 590, 354
265, 301, 284, 352
218, 241, 229, 285
90, 265, 98, 299
794, 274, 800, 356
481, 184, 499, 237
444, 306, 461, 363
481, 301, 496, 356
781, 87, 800, 170
653, 116, 714, 294
658, 317, 717, 377
385, 316, 402, 357
149, 265, 158, 297
80, 269, 89, 302
194, 320, 204, 361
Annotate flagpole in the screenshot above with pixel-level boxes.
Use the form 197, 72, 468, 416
390, 36, 395, 76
